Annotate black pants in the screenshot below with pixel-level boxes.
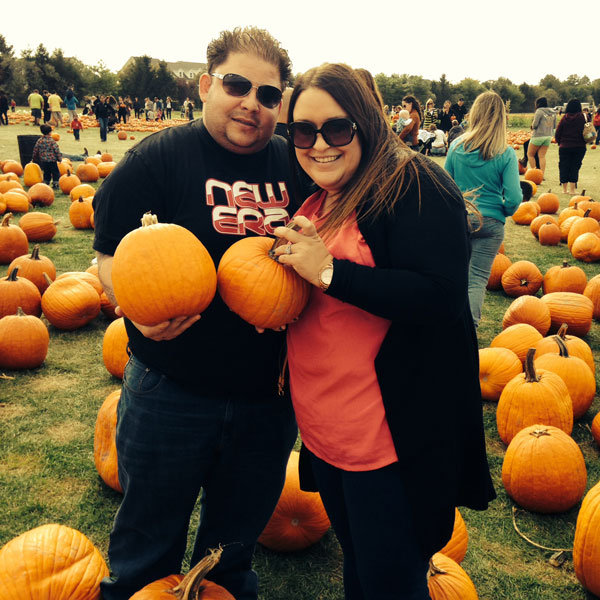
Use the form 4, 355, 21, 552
522, 139, 540, 169
73, 129, 80, 140
559, 146, 586, 184
41, 161, 60, 184
0, 109, 7, 125
309, 450, 432, 600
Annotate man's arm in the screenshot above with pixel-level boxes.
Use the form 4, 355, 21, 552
96, 251, 117, 306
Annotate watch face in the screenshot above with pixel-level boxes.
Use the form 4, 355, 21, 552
320, 266, 333, 286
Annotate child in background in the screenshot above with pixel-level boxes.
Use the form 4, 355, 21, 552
429, 123, 448, 156
71, 115, 83, 140
31, 124, 62, 188
394, 109, 412, 134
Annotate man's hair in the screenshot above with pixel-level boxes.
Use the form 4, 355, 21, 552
40, 124, 52, 135
206, 26, 292, 88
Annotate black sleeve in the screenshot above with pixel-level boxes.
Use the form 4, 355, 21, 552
92, 148, 166, 255
327, 165, 470, 323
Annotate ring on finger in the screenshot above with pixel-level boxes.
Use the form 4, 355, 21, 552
286, 245, 292, 255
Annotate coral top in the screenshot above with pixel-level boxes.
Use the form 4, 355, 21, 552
287, 191, 398, 471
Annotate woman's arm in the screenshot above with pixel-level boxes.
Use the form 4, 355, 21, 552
501, 148, 523, 216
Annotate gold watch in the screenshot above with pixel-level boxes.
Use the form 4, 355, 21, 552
318, 262, 334, 291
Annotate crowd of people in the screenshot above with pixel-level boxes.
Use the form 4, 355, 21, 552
5, 29, 596, 600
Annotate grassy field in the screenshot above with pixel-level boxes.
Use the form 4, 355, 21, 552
1, 114, 600, 599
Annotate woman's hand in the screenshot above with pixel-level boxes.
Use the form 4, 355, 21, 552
273, 216, 333, 287
115, 306, 200, 341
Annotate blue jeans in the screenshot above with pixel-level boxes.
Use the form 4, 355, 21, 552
309, 451, 432, 600
100, 355, 297, 600
468, 215, 505, 328
98, 117, 108, 141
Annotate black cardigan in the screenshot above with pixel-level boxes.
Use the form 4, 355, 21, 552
299, 155, 496, 558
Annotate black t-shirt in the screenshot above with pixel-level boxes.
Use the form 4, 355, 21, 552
93, 120, 304, 397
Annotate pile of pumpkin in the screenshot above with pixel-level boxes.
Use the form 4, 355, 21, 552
511, 168, 600, 262
481, 233, 600, 596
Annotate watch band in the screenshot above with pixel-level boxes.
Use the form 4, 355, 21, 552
318, 261, 334, 291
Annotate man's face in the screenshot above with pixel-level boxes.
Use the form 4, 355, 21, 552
199, 52, 282, 155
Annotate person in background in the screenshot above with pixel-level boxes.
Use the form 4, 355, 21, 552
28, 89, 44, 125
525, 97, 556, 177
583, 107, 591, 123
31, 124, 63, 188
450, 97, 467, 123
144, 97, 153, 120
274, 87, 293, 139
428, 123, 447, 156
444, 90, 522, 329
554, 98, 587, 195
394, 108, 412, 134
48, 90, 63, 128
94, 95, 110, 142
186, 100, 194, 121
42, 90, 51, 124
422, 98, 439, 130
10, 98, 16, 112
165, 96, 173, 119
447, 119, 463, 146
117, 97, 128, 124
0, 90, 8, 125
593, 107, 600, 145
273, 62, 495, 600
439, 100, 453, 133
71, 114, 83, 141
92, 26, 303, 600
64, 88, 79, 122
398, 95, 421, 150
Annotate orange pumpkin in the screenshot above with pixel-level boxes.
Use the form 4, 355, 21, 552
59, 171, 81, 195
501, 260, 543, 297
534, 323, 594, 374
539, 292, 594, 336
569, 191, 591, 207
97, 161, 116, 178
102, 317, 129, 379
511, 201, 540, 225
18, 211, 59, 242
217, 237, 313, 330
573, 480, 600, 597
69, 197, 94, 229
558, 205, 584, 226
0, 213, 30, 264
8, 245, 56, 294
568, 213, 600, 250
584, 274, 600, 319
112, 212, 217, 326
76, 163, 100, 182
577, 199, 600, 221
94, 389, 122, 492
41, 275, 101, 330
524, 168, 543, 185
0, 523, 109, 599
1, 159, 24, 177
438, 508, 469, 564
536, 190, 559, 214
502, 425, 586, 513
117, 131, 128, 140
496, 349, 573, 445
571, 231, 600, 263
427, 553, 478, 600
69, 183, 96, 202
478, 347, 522, 401
543, 260, 587, 294
502, 295, 551, 335
538, 221, 561, 245
530, 214, 558, 239
23, 162, 43, 187
592, 412, 600, 447
486, 253, 512, 290
0, 307, 49, 369
258, 450, 330, 551
490, 323, 543, 365
4, 190, 31, 213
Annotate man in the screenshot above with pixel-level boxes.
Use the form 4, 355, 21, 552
27, 88, 43, 125
93, 27, 302, 600
0, 90, 8, 125
450, 97, 467, 124
48, 90, 63, 127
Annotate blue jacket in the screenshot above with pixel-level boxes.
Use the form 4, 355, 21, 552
444, 139, 522, 223
64, 94, 79, 110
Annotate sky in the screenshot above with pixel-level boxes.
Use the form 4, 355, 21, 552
4, 0, 596, 86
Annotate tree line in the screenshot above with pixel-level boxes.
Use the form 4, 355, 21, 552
1, 34, 599, 112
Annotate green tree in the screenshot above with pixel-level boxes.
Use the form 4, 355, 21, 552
118, 56, 156, 99
89, 60, 118, 96
431, 74, 452, 106
0, 34, 15, 96
153, 61, 177, 102
518, 83, 538, 112
454, 78, 486, 106
488, 77, 525, 112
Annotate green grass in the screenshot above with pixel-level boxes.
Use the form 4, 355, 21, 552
2, 118, 600, 599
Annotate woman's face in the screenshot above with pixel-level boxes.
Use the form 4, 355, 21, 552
292, 87, 362, 198
402, 100, 413, 112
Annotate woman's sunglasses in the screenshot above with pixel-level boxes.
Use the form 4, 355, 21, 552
211, 73, 282, 109
288, 118, 358, 149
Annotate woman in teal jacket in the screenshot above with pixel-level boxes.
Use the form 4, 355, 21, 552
445, 90, 522, 329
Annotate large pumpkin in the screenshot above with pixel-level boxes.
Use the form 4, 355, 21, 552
28, 182, 55, 207
535, 190, 559, 214
496, 349, 573, 445
217, 237, 311, 330
524, 168, 543, 185
573, 480, 600, 596
41, 275, 101, 330
102, 317, 129, 379
258, 450, 330, 552
533, 323, 594, 374
501, 425, 586, 513
0, 523, 109, 599
8, 245, 56, 294
0, 266, 42, 317
542, 260, 587, 294
93, 389, 122, 492
111, 213, 217, 326
539, 292, 594, 337
571, 232, 600, 263
490, 323, 543, 365
23, 162, 43, 187
0, 307, 49, 370
501, 260, 543, 297
501, 295, 551, 335
18, 211, 59, 242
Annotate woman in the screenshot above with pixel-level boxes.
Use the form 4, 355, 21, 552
526, 97, 556, 176
398, 94, 421, 149
422, 98, 439, 130
554, 99, 587, 194
439, 100, 453, 133
274, 63, 495, 600
444, 91, 522, 329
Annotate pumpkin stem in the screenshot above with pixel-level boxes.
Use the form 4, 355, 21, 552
169, 546, 224, 599
427, 557, 448, 579
530, 427, 552, 438
584, 209, 592, 218
1, 212, 13, 226
561, 260, 570, 268
43, 272, 53, 286
7, 266, 19, 281
556, 323, 569, 339
31, 245, 41, 260
553, 334, 570, 358
524, 348, 540, 383
141, 212, 159, 227
16, 306, 25, 317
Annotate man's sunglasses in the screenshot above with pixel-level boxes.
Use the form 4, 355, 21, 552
211, 73, 282, 109
288, 118, 358, 149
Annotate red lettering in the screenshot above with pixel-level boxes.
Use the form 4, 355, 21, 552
206, 179, 234, 207
256, 182, 289, 209
237, 208, 265, 236
232, 181, 258, 209
213, 206, 240, 234
264, 208, 290, 234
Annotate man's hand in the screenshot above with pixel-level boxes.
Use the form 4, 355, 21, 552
115, 306, 200, 341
